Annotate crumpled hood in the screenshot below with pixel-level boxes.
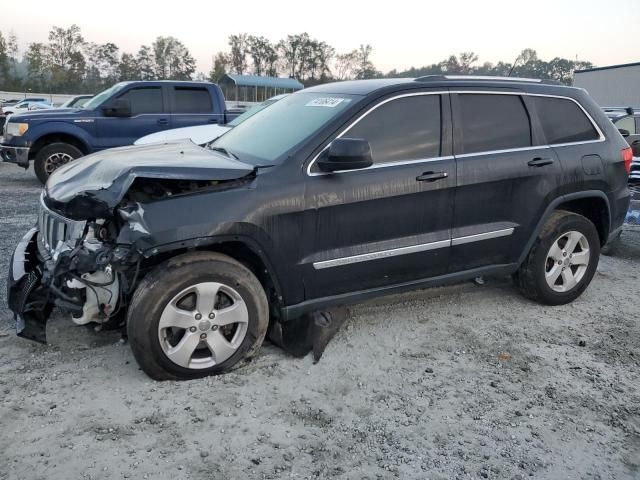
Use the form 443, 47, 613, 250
44, 141, 255, 219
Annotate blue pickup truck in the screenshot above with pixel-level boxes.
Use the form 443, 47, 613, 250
1, 81, 241, 183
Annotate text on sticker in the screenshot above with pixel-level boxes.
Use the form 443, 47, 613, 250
306, 97, 345, 108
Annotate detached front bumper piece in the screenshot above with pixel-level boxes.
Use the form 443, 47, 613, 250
7, 228, 52, 343
1, 144, 30, 167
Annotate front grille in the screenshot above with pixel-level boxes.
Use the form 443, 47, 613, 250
38, 194, 86, 253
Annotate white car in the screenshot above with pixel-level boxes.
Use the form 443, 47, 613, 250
3, 100, 53, 116
134, 94, 288, 146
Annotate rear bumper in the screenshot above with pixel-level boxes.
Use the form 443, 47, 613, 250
7, 228, 52, 343
1, 144, 30, 168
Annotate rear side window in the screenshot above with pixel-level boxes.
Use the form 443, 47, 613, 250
173, 87, 212, 113
458, 94, 531, 154
118, 87, 163, 115
344, 95, 442, 164
533, 96, 599, 144
615, 116, 636, 135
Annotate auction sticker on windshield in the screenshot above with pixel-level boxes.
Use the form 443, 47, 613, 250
305, 97, 347, 108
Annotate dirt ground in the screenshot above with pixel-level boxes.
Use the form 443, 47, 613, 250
0, 163, 639, 480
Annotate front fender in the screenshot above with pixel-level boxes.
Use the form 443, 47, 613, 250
28, 120, 95, 152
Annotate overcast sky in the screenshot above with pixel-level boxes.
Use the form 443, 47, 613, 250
1, 0, 638, 75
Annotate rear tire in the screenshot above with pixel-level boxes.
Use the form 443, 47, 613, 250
515, 210, 600, 305
34, 142, 83, 184
127, 252, 269, 380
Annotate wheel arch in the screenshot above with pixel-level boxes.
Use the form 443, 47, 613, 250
29, 132, 90, 159
518, 191, 611, 265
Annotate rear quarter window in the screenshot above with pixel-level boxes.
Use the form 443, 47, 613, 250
533, 96, 600, 145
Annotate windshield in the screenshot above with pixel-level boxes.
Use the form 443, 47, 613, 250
211, 92, 357, 165
82, 83, 128, 110
227, 96, 284, 127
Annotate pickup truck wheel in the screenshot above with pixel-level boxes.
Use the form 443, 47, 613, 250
127, 252, 269, 380
515, 210, 600, 305
34, 142, 83, 184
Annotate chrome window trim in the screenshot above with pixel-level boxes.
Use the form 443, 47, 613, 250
306, 90, 605, 176
312, 228, 515, 269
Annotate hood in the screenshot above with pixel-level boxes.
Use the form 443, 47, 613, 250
8, 108, 87, 121
44, 141, 255, 219
134, 124, 232, 146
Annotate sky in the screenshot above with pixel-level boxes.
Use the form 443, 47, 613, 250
1, 0, 638, 75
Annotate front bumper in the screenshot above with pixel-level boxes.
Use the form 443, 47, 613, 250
7, 228, 52, 343
1, 144, 30, 167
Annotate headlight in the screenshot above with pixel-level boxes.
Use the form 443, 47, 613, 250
6, 122, 29, 137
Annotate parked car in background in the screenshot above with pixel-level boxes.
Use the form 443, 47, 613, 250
59, 95, 94, 109
0, 81, 243, 183
3, 100, 53, 116
6, 76, 631, 380
134, 94, 288, 146
604, 107, 639, 183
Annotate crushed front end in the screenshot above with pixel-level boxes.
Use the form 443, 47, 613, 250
7, 193, 138, 343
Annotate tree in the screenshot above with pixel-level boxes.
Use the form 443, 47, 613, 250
0, 32, 10, 87
136, 46, 155, 80
84, 42, 120, 91
46, 24, 85, 90
118, 52, 139, 81
24, 42, 48, 91
278, 34, 304, 78
334, 50, 358, 80
151, 36, 195, 80
247, 36, 275, 76
354, 44, 378, 79
228, 34, 249, 74
208, 51, 229, 82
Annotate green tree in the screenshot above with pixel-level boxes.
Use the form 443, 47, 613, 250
152, 36, 195, 80
24, 42, 48, 91
228, 34, 249, 74
247, 36, 277, 76
0, 32, 10, 88
46, 24, 85, 91
354, 44, 378, 79
208, 51, 229, 82
118, 52, 139, 81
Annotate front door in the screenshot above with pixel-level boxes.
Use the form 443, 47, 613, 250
304, 92, 456, 299
449, 91, 563, 272
96, 85, 170, 149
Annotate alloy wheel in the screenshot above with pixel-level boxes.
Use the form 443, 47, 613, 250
44, 152, 74, 174
544, 231, 590, 293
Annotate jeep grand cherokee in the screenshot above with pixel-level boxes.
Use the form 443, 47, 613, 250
7, 76, 632, 380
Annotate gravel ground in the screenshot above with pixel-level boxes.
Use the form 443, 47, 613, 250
0, 163, 639, 480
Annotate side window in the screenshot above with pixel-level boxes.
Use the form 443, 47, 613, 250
344, 95, 441, 164
615, 116, 636, 135
532, 96, 599, 145
458, 94, 531, 154
118, 87, 163, 115
173, 87, 213, 113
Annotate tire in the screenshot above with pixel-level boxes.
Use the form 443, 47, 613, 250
127, 252, 269, 380
34, 142, 83, 184
601, 230, 622, 256
515, 210, 600, 305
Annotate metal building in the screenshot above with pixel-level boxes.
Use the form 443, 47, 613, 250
573, 61, 640, 107
219, 74, 304, 105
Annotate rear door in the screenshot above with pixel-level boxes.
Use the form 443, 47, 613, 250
96, 85, 169, 148
304, 91, 456, 298
450, 91, 563, 272
170, 86, 223, 129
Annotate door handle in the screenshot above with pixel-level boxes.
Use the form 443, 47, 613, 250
528, 157, 554, 167
157, 118, 169, 126
416, 171, 448, 182
207, 118, 218, 124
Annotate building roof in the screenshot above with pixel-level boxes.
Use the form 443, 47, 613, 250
221, 74, 304, 90
575, 61, 640, 74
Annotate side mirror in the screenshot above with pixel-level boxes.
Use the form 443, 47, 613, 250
619, 128, 630, 138
102, 98, 131, 117
317, 138, 373, 172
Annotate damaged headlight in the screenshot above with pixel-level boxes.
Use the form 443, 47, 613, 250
6, 122, 29, 137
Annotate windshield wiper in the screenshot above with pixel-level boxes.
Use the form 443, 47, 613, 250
209, 146, 239, 160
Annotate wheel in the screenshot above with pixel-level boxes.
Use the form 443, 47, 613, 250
601, 230, 622, 256
34, 142, 83, 184
515, 210, 600, 305
126, 252, 269, 380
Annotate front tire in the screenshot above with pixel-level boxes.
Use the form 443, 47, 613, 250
127, 252, 269, 380
515, 210, 600, 305
34, 142, 83, 184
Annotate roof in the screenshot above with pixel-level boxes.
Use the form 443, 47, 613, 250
221, 74, 304, 90
304, 76, 569, 96
575, 61, 640, 74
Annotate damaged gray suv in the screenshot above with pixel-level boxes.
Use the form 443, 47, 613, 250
8, 76, 632, 380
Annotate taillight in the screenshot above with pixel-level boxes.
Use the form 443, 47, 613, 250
622, 147, 633, 174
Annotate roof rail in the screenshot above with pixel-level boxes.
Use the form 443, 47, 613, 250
603, 106, 636, 115
414, 75, 560, 85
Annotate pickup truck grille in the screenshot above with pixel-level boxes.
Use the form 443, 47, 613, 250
38, 194, 86, 254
